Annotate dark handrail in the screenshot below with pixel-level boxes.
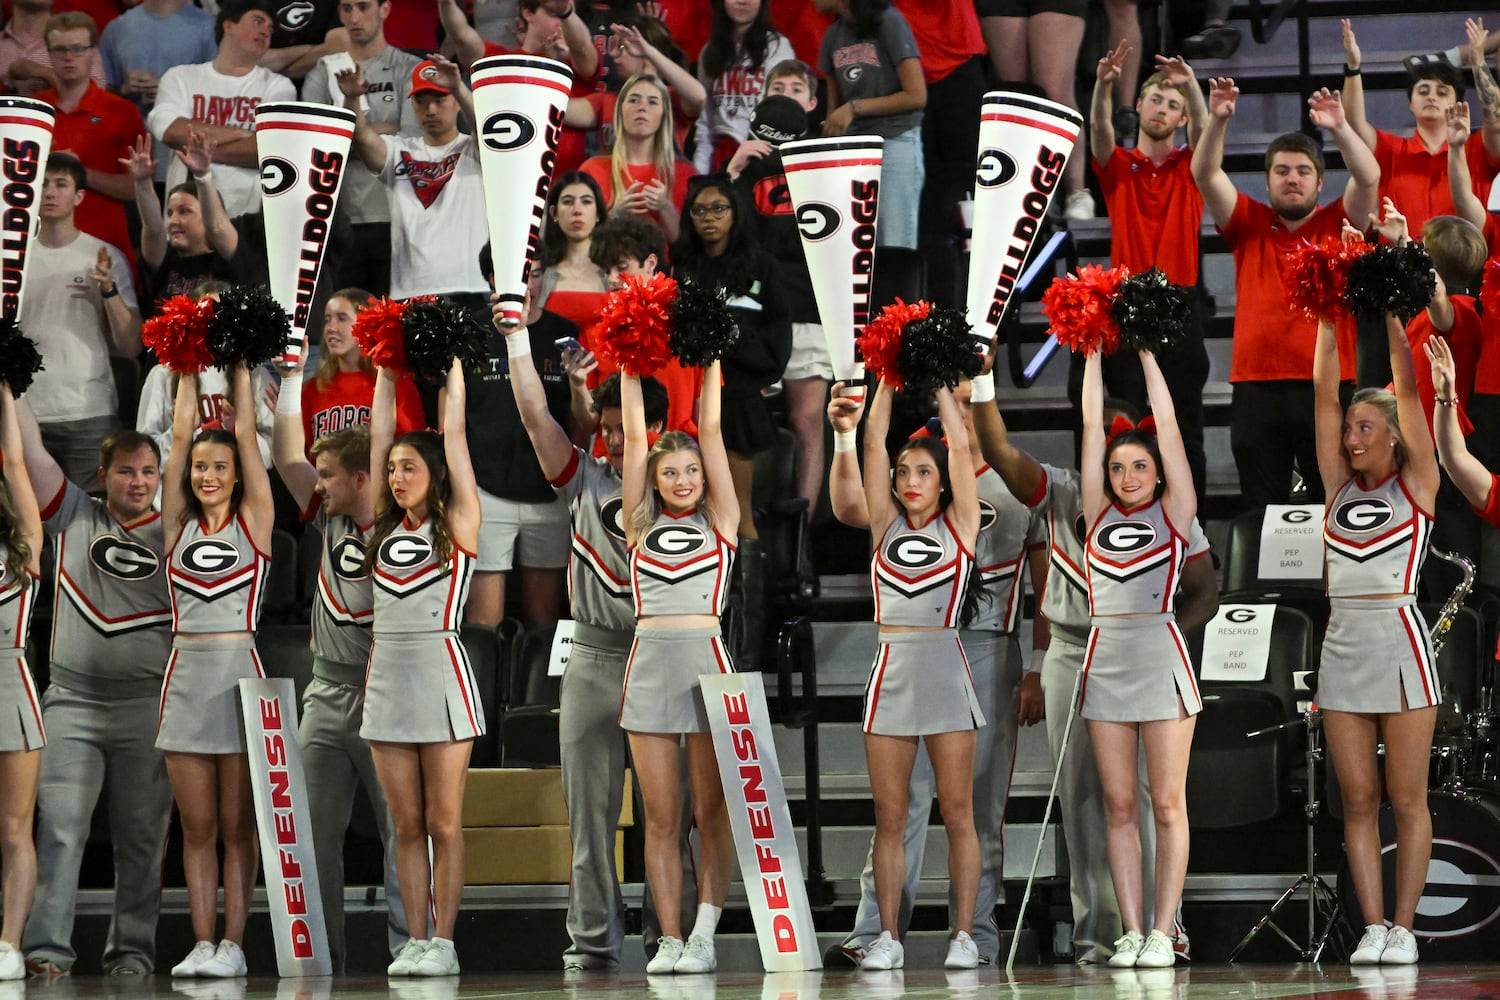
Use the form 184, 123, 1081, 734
775, 616, 833, 906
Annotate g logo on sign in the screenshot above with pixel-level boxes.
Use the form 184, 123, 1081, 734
978, 499, 997, 532
1334, 498, 1393, 533
975, 148, 1018, 189
331, 536, 368, 581
481, 111, 536, 152
795, 202, 839, 242
90, 535, 160, 580
378, 532, 433, 569
1225, 607, 1258, 624
885, 532, 945, 570
1095, 521, 1157, 553
1282, 508, 1314, 523
644, 524, 707, 557
600, 496, 627, 543
179, 538, 240, 575
260, 157, 297, 196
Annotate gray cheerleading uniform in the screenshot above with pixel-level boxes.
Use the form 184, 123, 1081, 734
1082, 498, 1201, 722
22, 482, 173, 974
1032, 465, 1210, 960
0, 550, 42, 751
158, 514, 268, 754
844, 466, 1045, 961
620, 507, 735, 734
865, 511, 985, 736
362, 516, 484, 743
1319, 473, 1438, 713
299, 506, 407, 971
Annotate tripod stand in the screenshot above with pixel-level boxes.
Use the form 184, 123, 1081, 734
1227, 708, 1350, 963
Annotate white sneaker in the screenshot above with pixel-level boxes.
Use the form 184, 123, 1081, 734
0, 944, 22, 982
196, 941, 246, 978
943, 930, 978, 970
1134, 929, 1175, 968
171, 941, 218, 978
411, 937, 459, 976
387, 939, 429, 976
860, 931, 904, 971
673, 936, 716, 973
1064, 190, 1095, 221
1107, 930, 1144, 968
645, 937, 683, 975
1381, 925, 1419, 964
1351, 924, 1388, 965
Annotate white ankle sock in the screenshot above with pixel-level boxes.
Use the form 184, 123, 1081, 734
689, 903, 722, 940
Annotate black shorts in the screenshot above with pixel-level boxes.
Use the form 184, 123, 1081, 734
976, 0, 1087, 19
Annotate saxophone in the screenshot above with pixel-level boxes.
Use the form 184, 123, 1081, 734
1428, 546, 1476, 658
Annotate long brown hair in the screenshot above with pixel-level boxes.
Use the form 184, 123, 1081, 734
314, 287, 375, 391
0, 473, 32, 579
178, 429, 245, 526
365, 430, 455, 571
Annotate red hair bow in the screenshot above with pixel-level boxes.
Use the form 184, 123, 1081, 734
1107, 414, 1156, 443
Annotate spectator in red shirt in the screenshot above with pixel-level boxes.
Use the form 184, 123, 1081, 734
580, 73, 695, 241
302, 289, 425, 450
537, 170, 610, 335
1192, 78, 1380, 507
0, 0, 106, 95
1087, 42, 1209, 508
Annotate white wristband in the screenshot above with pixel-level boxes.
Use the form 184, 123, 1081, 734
193, 171, 211, 183
834, 429, 857, 453
970, 372, 995, 404
276, 371, 303, 416
505, 332, 531, 360
1026, 648, 1046, 675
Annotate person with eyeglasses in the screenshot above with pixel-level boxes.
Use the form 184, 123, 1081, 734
32, 12, 146, 270
0, 0, 108, 97
668, 174, 790, 670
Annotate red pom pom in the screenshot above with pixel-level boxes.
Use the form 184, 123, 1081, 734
592, 272, 677, 375
1041, 265, 1125, 356
1483, 259, 1500, 320
351, 298, 411, 373
857, 298, 929, 389
1286, 237, 1372, 319
142, 295, 214, 373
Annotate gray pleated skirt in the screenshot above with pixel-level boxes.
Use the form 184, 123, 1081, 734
862, 629, 986, 736
619, 626, 733, 734
0, 651, 45, 751
1081, 614, 1202, 722
156, 634, 262, 754
1318, 596, 1439, 714
361, 632, 486, 744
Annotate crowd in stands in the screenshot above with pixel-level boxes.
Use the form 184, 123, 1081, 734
7, 0, 1500, 981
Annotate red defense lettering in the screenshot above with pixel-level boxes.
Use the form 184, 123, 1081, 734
270, 769, 293, 809
284, 879, 307, 915
274, 808, 297, 844
290, 918, 313, 959
278, 848, 302, 880
731, 727, 758, 762
763, 874, 790, 910
772, 914, 798, 952
986, 145, 1067, 328
849, 178, 878, 330
722, 691, 750, 725
264, 733, 286, 767
755, 842, 782, 873
260, 696, 283, 731
740, 764, 767, 804
747, 804, 774, 839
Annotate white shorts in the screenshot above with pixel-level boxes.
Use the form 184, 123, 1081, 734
783, 322, 834, 382
477, 486, 570, 571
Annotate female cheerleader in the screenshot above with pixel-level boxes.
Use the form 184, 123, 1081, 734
1078, 346, 1198, 969
618, 362, 736, 974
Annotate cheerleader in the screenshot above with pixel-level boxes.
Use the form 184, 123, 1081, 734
1314, 239, 1440, 965
618, 362, 737, 975
362, 361, 483, 977
1078, 347, 1198, 969
0, 386, 43, 982
157, 364, 273, 978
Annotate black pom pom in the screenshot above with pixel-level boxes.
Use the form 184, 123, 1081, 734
1112, 268, 1193, 354
1344, 242, 1436, 324
0, 318, 43, 397
897, 304, 982, 393
670, 279, 740, 367
207, 285, 292, 369
401, 297, 489, 379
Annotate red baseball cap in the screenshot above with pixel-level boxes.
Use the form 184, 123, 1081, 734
410, 60, 451, 97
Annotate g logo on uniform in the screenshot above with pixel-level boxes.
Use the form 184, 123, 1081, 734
978, 499, 997, 532
643, 523, 707, 557
600, 496, 627, 543
379, 532, 433, 569
179, 538, 240, 575
90, 535, 160, 580
260, 157, 297, 196
975, 148, 1018, 189
885, 532, 945, 569
795, 202, 839, 242
331, 536, 369, 580
481, 111, 536, 152
1333, 498, 1394, 533
1095, 521, 1157, 553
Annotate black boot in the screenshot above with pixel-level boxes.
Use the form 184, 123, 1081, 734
736, 537, 765, 670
